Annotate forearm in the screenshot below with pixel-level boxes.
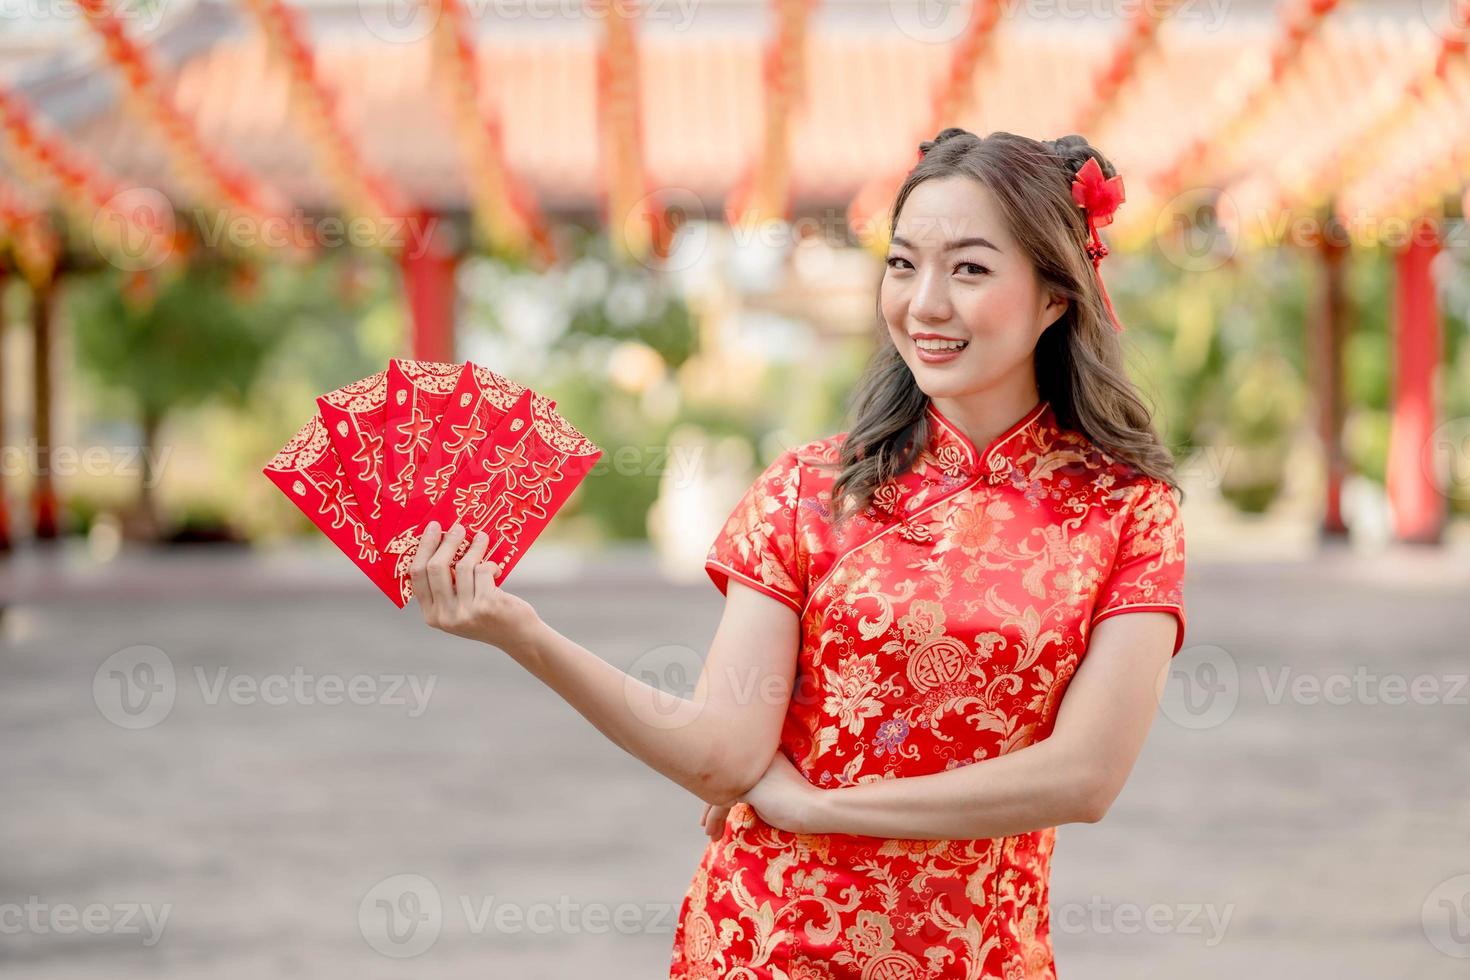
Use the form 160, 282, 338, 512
806, 737, 1101, 840
502, 618, 747, 806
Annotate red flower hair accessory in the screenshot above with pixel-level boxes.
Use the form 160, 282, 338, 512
1069, 156, 1126, 333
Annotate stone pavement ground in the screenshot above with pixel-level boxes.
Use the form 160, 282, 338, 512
0, 537, 1466, 979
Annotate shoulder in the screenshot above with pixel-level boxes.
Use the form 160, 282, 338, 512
781, 431, 848, 477
739, 434, 840, 510
741, 433, 847, 523
1042, 423, 1177, 514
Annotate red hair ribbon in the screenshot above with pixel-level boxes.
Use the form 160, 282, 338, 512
1069, 156, 1126, 333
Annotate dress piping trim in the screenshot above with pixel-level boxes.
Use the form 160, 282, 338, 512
1089, 602, 1187, 655
706, 559, 805, 616
925, 398, 1050, 473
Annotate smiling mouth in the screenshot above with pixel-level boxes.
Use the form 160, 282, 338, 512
912, 337, 969, 352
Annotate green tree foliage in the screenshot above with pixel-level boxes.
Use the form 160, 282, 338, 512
65, 255, 284, 533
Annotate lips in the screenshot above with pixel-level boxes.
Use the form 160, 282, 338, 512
911, 335, 970, 352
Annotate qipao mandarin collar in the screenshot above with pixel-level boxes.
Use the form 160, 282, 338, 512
920, 397, 1056, 486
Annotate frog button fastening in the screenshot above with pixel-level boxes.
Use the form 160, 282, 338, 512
898, 519, 933, 544
986, 453, 1010, 486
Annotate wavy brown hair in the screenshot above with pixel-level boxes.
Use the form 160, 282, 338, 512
825, 128, 1181, 528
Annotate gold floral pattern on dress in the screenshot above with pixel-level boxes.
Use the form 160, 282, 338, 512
676, 399, 1186, 979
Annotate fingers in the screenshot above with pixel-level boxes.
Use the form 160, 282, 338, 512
455, 530, 492, 612
700, 803, 711, 828
410, 521, 444, 611
426, 522, 466, 611
473, 558, 501, 597
704, 803, 730, 839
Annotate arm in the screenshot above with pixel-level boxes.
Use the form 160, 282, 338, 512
514, 580, 799, 807
411, 522, 799, 808
796, 610, 1178, 840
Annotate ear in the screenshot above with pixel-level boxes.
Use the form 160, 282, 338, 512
1040, 288, 1069, 331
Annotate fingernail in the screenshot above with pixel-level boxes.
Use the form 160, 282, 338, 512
425, 521, 440, 532
450, 522, 464, 534
474, 530, 488, 541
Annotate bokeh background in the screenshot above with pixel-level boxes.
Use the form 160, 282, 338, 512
1, 0, 1468, 976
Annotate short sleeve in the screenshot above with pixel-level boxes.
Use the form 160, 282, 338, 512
704, 448, 806, 615
1090, 477, 1187, 656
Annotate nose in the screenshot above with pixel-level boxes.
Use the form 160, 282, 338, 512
908, 264, 952, 323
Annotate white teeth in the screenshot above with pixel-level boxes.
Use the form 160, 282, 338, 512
915, 338, 968, 352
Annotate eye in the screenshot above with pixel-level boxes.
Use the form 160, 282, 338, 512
884, 255, 912, 271
956, 261, 990, 276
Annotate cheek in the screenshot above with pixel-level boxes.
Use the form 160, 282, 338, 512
879, 278, 905, 331
958, 277, 1032, 332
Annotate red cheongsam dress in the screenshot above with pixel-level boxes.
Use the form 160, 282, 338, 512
669, 397, 1187, 980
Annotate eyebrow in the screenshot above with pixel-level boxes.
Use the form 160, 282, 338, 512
888, 234, 1002, 254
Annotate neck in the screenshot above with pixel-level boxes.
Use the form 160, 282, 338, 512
928, 381, 1043, 450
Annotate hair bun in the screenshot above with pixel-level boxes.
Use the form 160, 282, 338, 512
918, 127, 975, 158
1044, 134, 1117, 180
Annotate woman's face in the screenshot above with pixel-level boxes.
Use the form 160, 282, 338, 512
880, 175, 1067, 400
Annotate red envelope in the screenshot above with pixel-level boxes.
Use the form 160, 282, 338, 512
262, 412, 410, 607
381, 358, 465, 544
435, 363, 537, 483
267, 359, 600, 608
389, 392, 601, 601
471, 397, 599, 585
316, 370, 387, 545
396, 365, 537, 536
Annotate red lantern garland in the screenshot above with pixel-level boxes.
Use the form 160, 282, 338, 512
724, 0, 818, 229
846, 0, 1008, 249
1145, 0, 1344, 200
0, 176, 61, 287
592, 0, 673, 263
0, 82, 183, 269
426, 0, 556, 266
75, 0, 304, 257
241, 0, 410, 247
1072, 0, 1178, 135
1329, 0, 1470, 224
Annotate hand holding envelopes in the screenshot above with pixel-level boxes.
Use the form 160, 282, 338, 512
264, 359, 602, 606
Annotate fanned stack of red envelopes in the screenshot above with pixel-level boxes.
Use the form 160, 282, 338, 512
263, 359, 602, 607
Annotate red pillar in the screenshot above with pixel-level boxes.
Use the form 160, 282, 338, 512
1317, 218, 1346, 537
31, 274, 58, 540
1311, 217, 1349, 537
397, 209, 458, 363
1386, 216, 1444, 544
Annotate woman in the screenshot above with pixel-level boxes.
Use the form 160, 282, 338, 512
409, 127, 1187, 979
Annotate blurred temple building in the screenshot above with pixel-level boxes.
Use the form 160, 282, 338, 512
0, 0, 1466, 547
